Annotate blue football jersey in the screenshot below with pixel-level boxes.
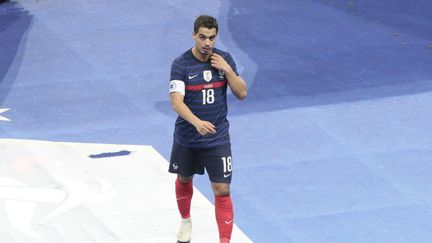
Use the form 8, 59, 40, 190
170, 48, 238, 148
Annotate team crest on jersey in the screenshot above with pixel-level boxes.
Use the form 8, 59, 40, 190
218, 70, 225, 80
203, 70, 212, 82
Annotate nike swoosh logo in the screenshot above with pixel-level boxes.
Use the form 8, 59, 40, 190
188, 74, 198, 79
224, 220, 233, 224
223, 173, 231, 178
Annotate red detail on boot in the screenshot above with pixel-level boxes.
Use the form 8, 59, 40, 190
175, 179, 193, 219
215, 195, 233, 243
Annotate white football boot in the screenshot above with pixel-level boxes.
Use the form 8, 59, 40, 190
177, 217, 192, 243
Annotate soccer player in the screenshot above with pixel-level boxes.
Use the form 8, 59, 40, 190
168, 15, 247, 243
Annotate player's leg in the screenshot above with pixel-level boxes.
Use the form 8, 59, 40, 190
176, 174, 193, 220
169, 143, 203, 243
176, 179, 193, 243
169, 143, 196, 220
203, 145, 234, 243
212, 182, 233, 243
176, 175, 193, 243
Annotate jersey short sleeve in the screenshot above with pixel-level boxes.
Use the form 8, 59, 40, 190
170, 59, 185, 81
169, 59, 186, 95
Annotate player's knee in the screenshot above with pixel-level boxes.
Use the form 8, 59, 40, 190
214, 188, 230, 196
212, 183, 230, 196
215, 190, 230, 196
178, 175, 193, 183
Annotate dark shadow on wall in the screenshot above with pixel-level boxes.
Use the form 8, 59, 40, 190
0, 2, 32, 105
225, 0, 432, 114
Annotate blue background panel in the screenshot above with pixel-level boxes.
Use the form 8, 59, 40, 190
1, 0, 432, 242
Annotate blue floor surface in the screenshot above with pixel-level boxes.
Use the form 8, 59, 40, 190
1, 0, 432, 242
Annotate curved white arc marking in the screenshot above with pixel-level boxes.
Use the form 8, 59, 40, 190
0, 177, 44, 239
0, 187, 66, 239
41, 175, 91, 222
85, 177, 117, 205
5, 200, 42, 239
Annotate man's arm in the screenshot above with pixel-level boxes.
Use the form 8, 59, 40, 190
170, 92, 216, 136
210, 53, 247, 100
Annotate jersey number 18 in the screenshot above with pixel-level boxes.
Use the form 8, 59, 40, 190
202, 89, 215, 105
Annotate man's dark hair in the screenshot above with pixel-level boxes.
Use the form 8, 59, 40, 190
194, 15, 219, 33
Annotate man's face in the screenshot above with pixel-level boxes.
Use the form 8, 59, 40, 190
193, 27, 217, 55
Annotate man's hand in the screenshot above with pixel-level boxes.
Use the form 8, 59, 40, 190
210, 53, 232, 73
210, 53, 247, 100
194, 120, 216, 136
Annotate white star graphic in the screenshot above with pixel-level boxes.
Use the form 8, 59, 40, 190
0, 108, 11, 121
